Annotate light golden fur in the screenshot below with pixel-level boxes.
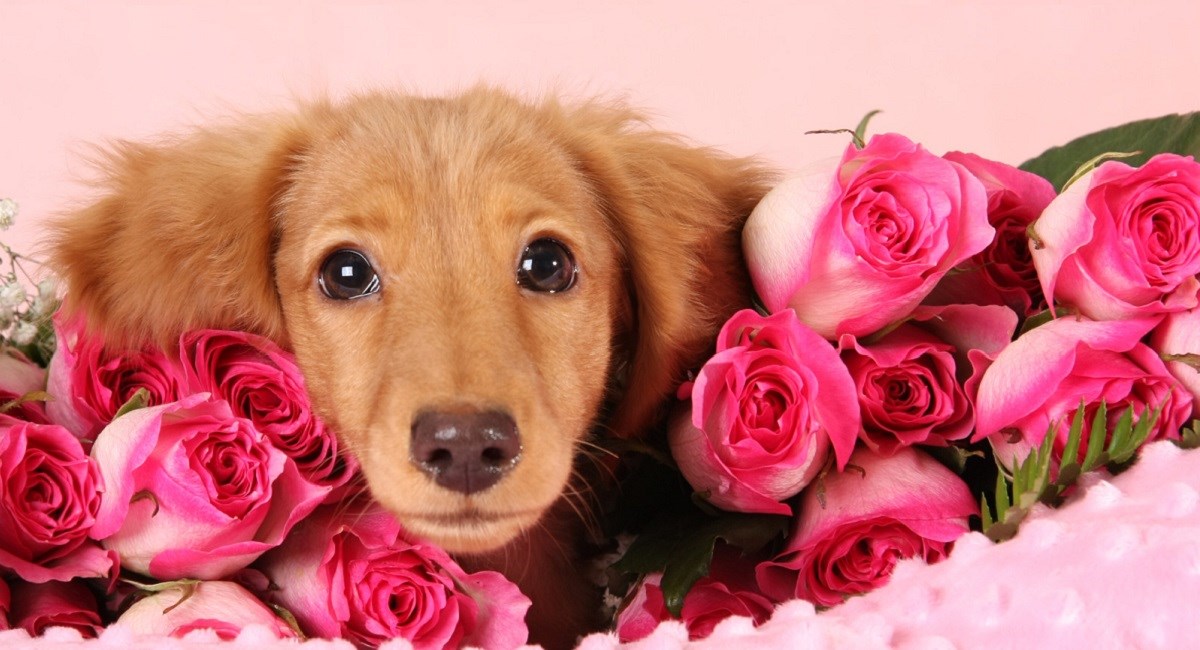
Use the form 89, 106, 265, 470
50, 88, 772, 646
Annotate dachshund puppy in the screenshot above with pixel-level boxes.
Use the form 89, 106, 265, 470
50, 87, 772, 647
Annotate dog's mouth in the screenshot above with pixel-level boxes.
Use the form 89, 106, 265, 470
396, 507, 544, 554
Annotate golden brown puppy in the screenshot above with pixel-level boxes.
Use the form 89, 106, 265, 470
50, 87, 772, 647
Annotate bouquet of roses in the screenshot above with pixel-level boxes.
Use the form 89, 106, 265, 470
608, 113, 1200, 641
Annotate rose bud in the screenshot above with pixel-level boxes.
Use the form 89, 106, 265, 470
756, 446, 976, 606
1031, 154, 1200, 321
116, 581, 297, 640
926, 152, 1057, 317
669, 309, 859, 515
9, 580, 103, 638
974, 316, 1192, 468
1150, 308, 1200, 417
88, 395, 326, 580
180, 329, 357, 491
743, 133, 993, 338
0, 416, 111, 583
0, 348, 49, 423
46, 317, 185, 443
616, 545, 773, 642
258, 503, 531, 650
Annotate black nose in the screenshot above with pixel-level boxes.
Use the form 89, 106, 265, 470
410, 408, 522, 495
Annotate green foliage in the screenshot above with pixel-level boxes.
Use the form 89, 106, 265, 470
980, 401, 1159, 542
1179, 420, 1200, 450
114, 388, 151, 418
1020, 112, 1200, 190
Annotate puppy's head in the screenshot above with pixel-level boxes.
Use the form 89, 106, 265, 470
51, 89, 771, 553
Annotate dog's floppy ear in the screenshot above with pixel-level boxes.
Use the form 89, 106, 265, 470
50, 114, 313, 349
556, 101, 775, 438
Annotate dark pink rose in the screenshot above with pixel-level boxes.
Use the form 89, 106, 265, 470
88, 395, 326, 580
928, 152, 1057, 317
0, 416, 111, 583
757, 446, 976, 607
9, 579, 103, 638
0, 578, 9, 629
180, 329, 357, 490
744, 133, 993, 338
974, 316, 1192, 467
258, 504, 531, 650
1150, 308, 1200, 417
46, 318, 186, 442
1032, 154, 1200, 320
115, 581, 297, 640
617, 546, 773, 642
0, 349, 49, 423
669, 309, 860, 515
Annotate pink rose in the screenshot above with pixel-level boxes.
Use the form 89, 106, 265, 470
115, 581, 297, 640
8, 579, 103, 638
928, 152, 1057, 317
756, 446, 976, 606
180, 330, 357, 490
47, 318, 186, 442
0, 578, 9, 628
258, 504, 531, 650
1151, 308, 1200, 416
1031, 154, 1200, 321
616, 546, 773, 642
0, 416, 112, 583
88, 395, 326, 580
974, 316, 1193, 465
669, 309, 860, 515
743, 133, 993, 338
0, 349, 49, 423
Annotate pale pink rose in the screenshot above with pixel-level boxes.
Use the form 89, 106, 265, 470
756, 446, 976, 607
9, 579, 103, 638
974, 316, 1192, 466
258, 503, 531, 650
928, 152, 1057, 317
180, 330, 357, 490
116, 581, 297, 640
743, 133, 993, 338
46, 318, 186, 442
88, 395, 326, 580
838, 303, 1018, 455
1031, 154, 1200, 321
1150, 308, 1200, 417
616, 546, 773, 642
0, 348, 49, 423
669, 309, 860, 515
0, 416, 112, 583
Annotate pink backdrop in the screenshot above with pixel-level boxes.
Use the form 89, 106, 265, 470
5, 0, 1200, 256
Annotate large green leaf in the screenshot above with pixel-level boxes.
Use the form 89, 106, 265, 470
1019, 112, 1200, 190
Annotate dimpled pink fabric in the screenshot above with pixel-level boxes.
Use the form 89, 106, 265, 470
2, 441, 1199, 649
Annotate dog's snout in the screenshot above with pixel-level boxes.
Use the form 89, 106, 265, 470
410, 408, 522, 495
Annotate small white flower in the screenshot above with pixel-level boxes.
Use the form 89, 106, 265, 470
11, 321, 36, 346
0, 199, 17, 230
37, 278, 57, 299
0, 282, 25, 310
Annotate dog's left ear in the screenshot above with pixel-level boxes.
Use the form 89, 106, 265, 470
555, 101, 776, 438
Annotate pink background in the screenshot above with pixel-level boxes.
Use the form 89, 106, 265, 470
5, 0, 1200, 256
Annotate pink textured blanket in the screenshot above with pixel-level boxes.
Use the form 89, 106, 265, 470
4, 441, 1199, 649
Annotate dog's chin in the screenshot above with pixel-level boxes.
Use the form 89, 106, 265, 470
394, 508, 543, 555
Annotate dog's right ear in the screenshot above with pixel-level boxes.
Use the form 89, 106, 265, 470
50, 114, 314, 349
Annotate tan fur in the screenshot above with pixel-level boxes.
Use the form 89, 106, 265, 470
50, 87, 773, 647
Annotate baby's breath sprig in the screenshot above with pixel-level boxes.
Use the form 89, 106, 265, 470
0, 198, 60, 366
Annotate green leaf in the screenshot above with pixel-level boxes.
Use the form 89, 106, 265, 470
1059, 150, 1143, 191
854, 110, 883, 147
1162, 352, 1200, 370
613, 512, 788, 617
1179, 420, 1200, 450
0, 390, 52, 414
1081, 402, 1109, 472
1020, 112, 1200, 190
114, 388, 151, 419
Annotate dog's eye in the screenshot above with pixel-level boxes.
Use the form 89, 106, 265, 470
318, 249, 381, 300
517, 238, 577, 293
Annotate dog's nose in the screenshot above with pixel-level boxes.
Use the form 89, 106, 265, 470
409, 408, 522, 495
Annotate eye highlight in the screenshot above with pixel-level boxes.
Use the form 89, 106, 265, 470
318, 249, 381, 300
516, 238, 578, 294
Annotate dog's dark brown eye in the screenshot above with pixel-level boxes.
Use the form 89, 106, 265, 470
318, 249, 380, 300
517, 238, 577, 293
